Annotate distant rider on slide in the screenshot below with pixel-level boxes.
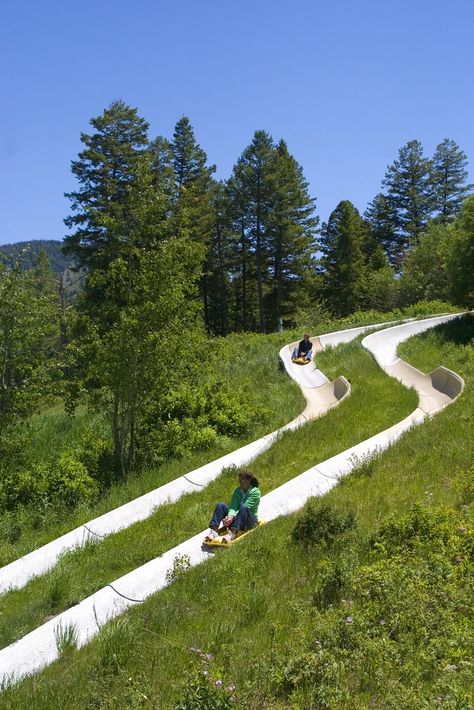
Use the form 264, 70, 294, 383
292, 333, 313, 362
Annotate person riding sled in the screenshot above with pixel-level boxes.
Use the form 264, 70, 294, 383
205, 470, 261, 544
292, 333, 313, 362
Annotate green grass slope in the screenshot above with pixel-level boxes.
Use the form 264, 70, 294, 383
0, 302, 457, 565
1, 308, 470, 710
0, 341, 416, 650
0, 333, 305, 566
1, 315, 472, 709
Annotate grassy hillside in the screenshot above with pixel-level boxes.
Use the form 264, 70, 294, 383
0, 309, 470, 709
0, 332, 305, 566
0, 301, 457, 568
0, 340, 417, 650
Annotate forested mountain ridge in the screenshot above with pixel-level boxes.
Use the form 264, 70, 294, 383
0, 239, 72, 274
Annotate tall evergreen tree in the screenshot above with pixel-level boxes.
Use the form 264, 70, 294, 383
364, 193, 401, 267
431, 139, 473, 224
229, 130, 275, 332
66, 157, 205, 475
320, 200, 368, 316
382, 140, 433, 253
203, 182, 232, 335
148, 135, 177, 207
172, 116, 215, 189
266, 140, 318, 328
225, 169, 256, 332
170, 117, 216, 326
398, 223, 450, 305
64, 100, 150, 271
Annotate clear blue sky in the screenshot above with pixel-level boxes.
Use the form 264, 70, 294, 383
1, 0, 473, 245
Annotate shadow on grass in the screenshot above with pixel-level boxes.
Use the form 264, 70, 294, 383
435, 313, 474, 346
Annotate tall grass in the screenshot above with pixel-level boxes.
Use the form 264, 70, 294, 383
0, 303, 457, 565
0, 340, 416, 652
1, 314, 471, 709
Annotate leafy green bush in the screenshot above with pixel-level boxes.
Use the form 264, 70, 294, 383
73, 430, 114, 486
369, 503, 455, 553
292, 501, 356, 548
136, 380, 268, 467
49, 453, 99, 508
312, 551, 358, 608
266, 504, 474, 708
0, 453, 99, 511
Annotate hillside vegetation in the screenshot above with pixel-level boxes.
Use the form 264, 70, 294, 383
0, 239, 71, 274
1, 315, 472, 709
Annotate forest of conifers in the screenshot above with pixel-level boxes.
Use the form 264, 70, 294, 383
60, 101, 473, 334
0, 99, 472, 504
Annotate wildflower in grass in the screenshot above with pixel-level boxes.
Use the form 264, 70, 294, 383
443, 664, 458, 672
215, 679, 223, 687
345, 615, 353, 624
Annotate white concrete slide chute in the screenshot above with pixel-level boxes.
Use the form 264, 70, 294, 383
362, 313, 465, 416
0, 314, 464, 687
2, 324, 397, 595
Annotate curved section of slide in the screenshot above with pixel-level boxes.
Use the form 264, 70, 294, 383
0, 314, 465, 686
0, 324, 390, 595
361, 314, 464, 416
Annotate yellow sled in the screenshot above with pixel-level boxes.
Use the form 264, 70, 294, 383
203, 521, 265, 548
292, 356, 311, 365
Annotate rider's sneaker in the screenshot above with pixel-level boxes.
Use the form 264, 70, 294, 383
205, 529, 219, 542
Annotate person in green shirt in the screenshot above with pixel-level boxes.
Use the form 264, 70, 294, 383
205, 470, 261, 544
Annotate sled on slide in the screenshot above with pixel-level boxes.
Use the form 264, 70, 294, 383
292, 356, 311, 365
203, 521, 265, 548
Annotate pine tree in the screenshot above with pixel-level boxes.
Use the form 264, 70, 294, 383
229, 130, 275, 332
398, 223, 450, 305
203, 182, 232, 335
225, 170, 256, 332
64, 100, 150, 271
148, 135, 177, 207
364, 193, 401, 268
172, 116, 215, 189
382, 140, 434, 253
320, 200, 368, 316
67, 158, 205, 476
170, 117, 216, 327
266, 140, 318, 328
431, 139, 473, 224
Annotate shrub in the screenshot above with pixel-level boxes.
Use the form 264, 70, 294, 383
0, 453, 99, 512
369, 504, 455, 554
74, 430, 114, 486
49, 452, 99, 508
292, 502, 356, 548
